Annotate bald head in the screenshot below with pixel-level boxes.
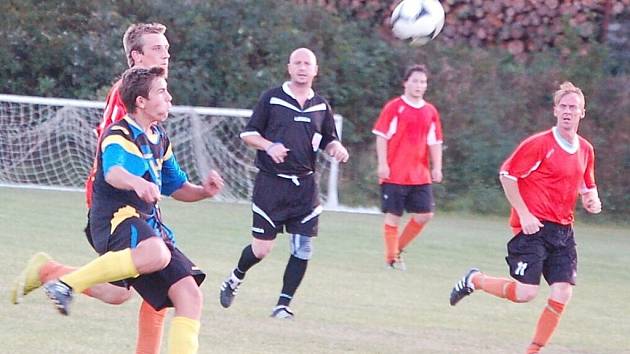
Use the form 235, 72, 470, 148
289, 48, 317, 65
287, 48, 318, 87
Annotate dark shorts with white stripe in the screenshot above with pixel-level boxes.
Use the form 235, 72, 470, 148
505, 221, 577, 286
251, 172, 321, 240
89, 216, 205, 310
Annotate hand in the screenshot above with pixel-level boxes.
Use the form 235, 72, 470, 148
431, 168, 443, 183
202, 169, 224, 197
519, 211, 544, 235
326, 141, 349, 163
266, 143, 290, 164
377, 163, 390, 179
132, 179, 161, 204
581, 192, 602, 214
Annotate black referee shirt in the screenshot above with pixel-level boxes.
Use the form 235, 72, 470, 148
241, 82, 339, 176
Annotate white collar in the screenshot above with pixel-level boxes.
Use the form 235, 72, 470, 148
551, 126, 579, 154
282, 81, 314, 101
401, 95, 425, 108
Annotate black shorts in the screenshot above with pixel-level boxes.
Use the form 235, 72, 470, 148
131, 246, 205, 310
380, 183, 435, 216
251, 172, 320, 240
505, 222, 577, 286
89, 216, 205, 310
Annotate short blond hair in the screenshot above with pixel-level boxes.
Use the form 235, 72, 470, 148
122, 23, 167, 68
553, 81, 585, 108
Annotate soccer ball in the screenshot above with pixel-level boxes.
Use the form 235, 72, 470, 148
391, 0, 445, 46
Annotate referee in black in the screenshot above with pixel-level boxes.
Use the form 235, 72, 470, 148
219, 47, 349, 319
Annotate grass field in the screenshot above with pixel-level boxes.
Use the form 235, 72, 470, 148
1, 187, 628, 354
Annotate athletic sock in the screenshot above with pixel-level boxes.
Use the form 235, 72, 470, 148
277, 255, 308, 307
59, 249, 138, 293
136, 300, 167, 354
398, 219, 425, 251
383, 224, 399, 264
167, 316, 200, 354
527, 299, 566, 353
472, 273, 519, 302
234, 244, 261, 280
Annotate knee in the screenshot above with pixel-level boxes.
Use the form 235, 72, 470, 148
412, 213, 434, 224
182, 285, 203, 309
516, 284, 539, 302
252, 240, 274, 259
290, 234, 313, 260
550, 283, 573, 303
170, 280, 204, 316
135, 237, 171, 273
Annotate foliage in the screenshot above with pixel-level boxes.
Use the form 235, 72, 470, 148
0, 0, 628, 220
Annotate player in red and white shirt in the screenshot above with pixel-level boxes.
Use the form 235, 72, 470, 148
13, 23, 172, 354
372, 64, 443, 270
450, 82, 601, 354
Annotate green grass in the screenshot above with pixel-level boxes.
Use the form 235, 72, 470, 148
1, 187, 628, 354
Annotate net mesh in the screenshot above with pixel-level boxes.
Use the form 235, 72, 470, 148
0, 95, 339, 204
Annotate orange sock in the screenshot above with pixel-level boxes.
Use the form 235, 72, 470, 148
136, 300, 167, 354
384, 224, 399, 263
526, 299, 565, 353
39, 260, 97, 297
398, 219, 425, 251
473, 273, 519, 302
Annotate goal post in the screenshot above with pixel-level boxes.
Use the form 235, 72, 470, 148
0, 94, 343, 208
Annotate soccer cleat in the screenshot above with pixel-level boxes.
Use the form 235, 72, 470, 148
11, 252, 52, 304
449, 268, 480, 306
219, 273, 242, 308
270, 305, 294, 319
386, 255, 406, 271
44, 281, 74, 315
395, 252, 407, 271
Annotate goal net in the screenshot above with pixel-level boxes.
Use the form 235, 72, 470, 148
0, 94, 342, 207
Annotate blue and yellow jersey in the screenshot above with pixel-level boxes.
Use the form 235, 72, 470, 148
90, 115, 187, 240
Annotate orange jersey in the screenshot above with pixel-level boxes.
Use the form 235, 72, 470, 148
500, 127, 596, 232
96, 80, 126, 138
372, 96, 443, 185
85, 79, 127, 208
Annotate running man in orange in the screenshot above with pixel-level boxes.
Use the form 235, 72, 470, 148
12, 23, 172, 354
372, 64, 443, 270
449, 81, 602, 354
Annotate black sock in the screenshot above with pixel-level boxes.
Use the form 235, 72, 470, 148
277, 255, 308, 307
234, 244, 261, 280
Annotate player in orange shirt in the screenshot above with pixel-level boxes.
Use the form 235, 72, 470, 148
372, 64, 443, 270
449, 82, 602, 354
12, 23, 172, 354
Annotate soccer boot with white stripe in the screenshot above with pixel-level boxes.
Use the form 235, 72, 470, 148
449, 268, 479, 306
270, 305, 294, 319
11, 252, 52, 304
44, 280, 74, 315
219, 272, 242, 308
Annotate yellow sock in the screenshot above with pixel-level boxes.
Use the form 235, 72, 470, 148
59, 249, 138, 293
167, 316, 200, 354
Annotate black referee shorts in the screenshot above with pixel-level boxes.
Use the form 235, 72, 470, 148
251, 172, 321, 240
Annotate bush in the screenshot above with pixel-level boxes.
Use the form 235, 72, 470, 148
0, 0, 628, 221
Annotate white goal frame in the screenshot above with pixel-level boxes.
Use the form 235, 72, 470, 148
0, 94, 342, 208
